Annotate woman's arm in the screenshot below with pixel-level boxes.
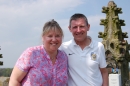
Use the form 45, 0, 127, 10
9, 66, 27, 86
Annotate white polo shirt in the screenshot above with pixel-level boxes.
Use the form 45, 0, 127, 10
60, 38, 107, 86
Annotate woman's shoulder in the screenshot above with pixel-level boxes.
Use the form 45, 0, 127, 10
23, 45, 44, 55
26, 45, 43, 51
58, 49, 68, 59
58, 49, 66, 54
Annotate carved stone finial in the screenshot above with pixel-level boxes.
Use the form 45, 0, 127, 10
99, 1, 130, 85
108, 1, 117, 7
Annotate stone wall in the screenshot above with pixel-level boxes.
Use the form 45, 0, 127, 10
0, 77, 9, 86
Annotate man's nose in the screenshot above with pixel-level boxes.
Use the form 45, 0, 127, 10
77, 27, 81, 32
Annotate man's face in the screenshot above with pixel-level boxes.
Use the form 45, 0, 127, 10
69, 18, 90, 42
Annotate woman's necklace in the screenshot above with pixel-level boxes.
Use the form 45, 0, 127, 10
50, 57, 55, 60
44, 46, 57, 61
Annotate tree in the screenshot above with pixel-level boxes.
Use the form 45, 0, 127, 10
0, 68, 13, 77
0, 54, 3, 65
0, 46, 3, 65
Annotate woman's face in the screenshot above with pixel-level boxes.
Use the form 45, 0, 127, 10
42, 29, 62, 53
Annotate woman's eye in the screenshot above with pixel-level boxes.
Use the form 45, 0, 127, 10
48, 35, 52, 37
56, 35, 60, 37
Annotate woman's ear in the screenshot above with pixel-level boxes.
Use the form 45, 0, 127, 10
42, 36, 44, 43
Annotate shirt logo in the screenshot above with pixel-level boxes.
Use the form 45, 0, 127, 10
68, 53, 75, 55
91, 52, 96, 60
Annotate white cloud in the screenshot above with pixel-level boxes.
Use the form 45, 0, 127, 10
0, 0, 85, 30
0, 0, 85, 18
88, 15, 105, 27
0, 0, 86, 68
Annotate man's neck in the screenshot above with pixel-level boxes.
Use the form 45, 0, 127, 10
74, 36, 91, 50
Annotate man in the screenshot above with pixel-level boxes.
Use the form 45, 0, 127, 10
60, 13, 108, 86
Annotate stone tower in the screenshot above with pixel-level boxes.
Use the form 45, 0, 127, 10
98, 1, 130, 86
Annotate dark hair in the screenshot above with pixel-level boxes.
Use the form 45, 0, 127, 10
42, 19, 63, 37
69, 13, 88, 27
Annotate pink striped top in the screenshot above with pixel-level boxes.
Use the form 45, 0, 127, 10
16, 45, 68, 86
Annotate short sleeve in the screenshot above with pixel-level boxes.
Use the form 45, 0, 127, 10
15, 48, 33, 72
99, 43, 107, 68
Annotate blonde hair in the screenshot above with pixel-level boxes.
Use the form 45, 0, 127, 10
42, 19, 64, 37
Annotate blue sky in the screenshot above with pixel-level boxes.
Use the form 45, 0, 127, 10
0, 0, 130, 68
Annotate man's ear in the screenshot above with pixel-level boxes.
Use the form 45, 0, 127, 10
87, 24, 90, 31
68, 26, 71, 32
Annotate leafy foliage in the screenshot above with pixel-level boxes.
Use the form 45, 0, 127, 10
0, 68, 13, 77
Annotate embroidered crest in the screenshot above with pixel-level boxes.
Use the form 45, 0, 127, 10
91, 52, 97, 60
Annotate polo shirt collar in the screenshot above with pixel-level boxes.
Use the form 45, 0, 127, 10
71, 36, 94, 48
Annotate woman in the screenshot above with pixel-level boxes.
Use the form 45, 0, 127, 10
9, 19, 68, 86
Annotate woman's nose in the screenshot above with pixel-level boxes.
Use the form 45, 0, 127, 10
52, 37, 56, 41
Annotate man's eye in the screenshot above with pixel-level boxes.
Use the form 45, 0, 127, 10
73, 26, 77, 29
80, 26, 84, 28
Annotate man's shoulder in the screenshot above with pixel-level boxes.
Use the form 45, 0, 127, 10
62, 40, 73, 46
92, 40, 104, 48
60, 40, 73, 51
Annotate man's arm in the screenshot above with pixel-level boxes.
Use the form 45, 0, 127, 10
100, 68, 108, 86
